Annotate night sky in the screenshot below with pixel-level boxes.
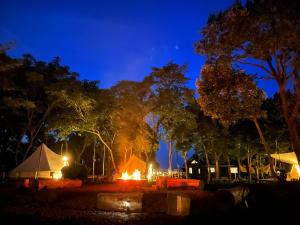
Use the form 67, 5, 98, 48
0, 0, 278, 169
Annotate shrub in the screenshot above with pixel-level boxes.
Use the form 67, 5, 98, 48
61, 163, 88, 180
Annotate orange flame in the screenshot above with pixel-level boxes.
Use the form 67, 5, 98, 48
120, 169, 141, 180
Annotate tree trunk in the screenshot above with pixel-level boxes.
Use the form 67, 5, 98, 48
215, 152, 219, 181
184, 152, 188, 179
91, 132, 118, 173
215, 159, 219, 181
92, 140, 96, 183
204, 148, 211, 184
252, 118, 277, 178
168, 139, 173, 175
102, 145, 106, 176
77, 138, 87, 163
237, 157, 241, 181
130, 147, 133, 159
23, 104, 55, 161
247, 147, 252, 183
279, 85, 300, 165
226, 154, 232, 182
256, 154, 259, 182
124, 146, 128, 163
65, 140, 68, 153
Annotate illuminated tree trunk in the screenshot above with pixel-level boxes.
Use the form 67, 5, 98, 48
90, 132, 118, 173
247, 146, 252, 183
215, 152, 219, 181
102, 145, 105, 176
256, 154, 259, 182
124, 146, 128, 163
237, 157, 242, 181
278, 86, 300, 165
252, 118, 277, 178
169, 140, 173, 175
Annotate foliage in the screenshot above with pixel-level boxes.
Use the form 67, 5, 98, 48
149, 62, 195, 171
197, 61, 266, 127
61, 163, 88, 180
110, 79, 157, 162
195, 0, 300, 162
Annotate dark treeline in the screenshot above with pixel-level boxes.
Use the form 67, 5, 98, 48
0, 49, 291, 181
1, 0, 300, 182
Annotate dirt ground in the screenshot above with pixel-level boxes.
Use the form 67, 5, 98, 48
1, 182, 300, 225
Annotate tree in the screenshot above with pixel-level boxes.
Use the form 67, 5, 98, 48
48, 80, 119, 172
173, 105, 198, 179
187, 101, 226, 183
195, 0, 300, 163
261, 94, 290, 152
196, 61, 279, 176
0, 54, 77, 165
110, 79, 157, 163
229, 119, 263, 182
0, 42, 21, 72
150, 62, 194, 174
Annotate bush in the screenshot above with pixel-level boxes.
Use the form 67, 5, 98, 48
61, 163, 88, 180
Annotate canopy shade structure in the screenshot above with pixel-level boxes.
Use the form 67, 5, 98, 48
271, 152, 300, 181
9, 143, 65, 179
271, 152, 298, 165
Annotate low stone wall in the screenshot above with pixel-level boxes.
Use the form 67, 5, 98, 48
23, 178, 82, 190
156, 178, 202, 189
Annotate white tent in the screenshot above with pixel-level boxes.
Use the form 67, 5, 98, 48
271, 152, 300, 181
271, 152, 298, 165
9, 143, 65, 179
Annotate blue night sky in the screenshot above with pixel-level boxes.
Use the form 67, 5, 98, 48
0, 0, 278, 169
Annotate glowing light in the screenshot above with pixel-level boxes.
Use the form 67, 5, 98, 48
132, 169, 141, 180
121, 171, 130, 180
120, 169, 141, 180
53, 171, 62, 180
147, 164, 153, 181
295, 165, 300, 176
63, 156, 69, 166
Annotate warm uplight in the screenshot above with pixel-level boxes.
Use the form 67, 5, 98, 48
147, 164, 153, 181
63, 156, 69, 166
53, 171, 62, 180
132, 169, 141, 180
296, 165, 300, 176
121, 171, 130, 180
120, 169, 141, 180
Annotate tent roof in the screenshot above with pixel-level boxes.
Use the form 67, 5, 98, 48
120, 154, 147, 175
10, 143, 64, 173
271, 152, 298, 165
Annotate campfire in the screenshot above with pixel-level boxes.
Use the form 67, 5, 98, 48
120, 169, 141, 180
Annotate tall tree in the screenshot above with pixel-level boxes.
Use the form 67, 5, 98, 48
150, 62, 193, 174
196, 61, 277, 176
48, 80, 119, 172
195, 0, 300, 163
110, 79, 157, 163
0, 54, 77, 165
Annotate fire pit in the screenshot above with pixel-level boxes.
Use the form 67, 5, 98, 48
115, 169, 148, 186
